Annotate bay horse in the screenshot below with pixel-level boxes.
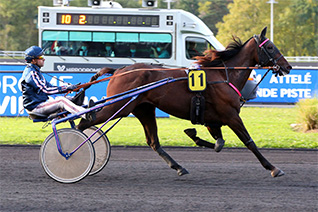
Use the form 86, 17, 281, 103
78, 27, 292, 177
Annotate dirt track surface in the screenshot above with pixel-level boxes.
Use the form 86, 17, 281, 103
0, 145, 317, 212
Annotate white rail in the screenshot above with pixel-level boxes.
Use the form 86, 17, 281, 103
285, 56, 318, 62
0, 51, 25, 57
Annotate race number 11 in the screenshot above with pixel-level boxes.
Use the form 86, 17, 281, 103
188, 70, 207, 91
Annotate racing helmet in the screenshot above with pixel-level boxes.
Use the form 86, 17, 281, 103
24, 46, 44, 63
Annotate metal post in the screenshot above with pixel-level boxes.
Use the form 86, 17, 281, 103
267, 0, 278, 43
164, 0, 174, 9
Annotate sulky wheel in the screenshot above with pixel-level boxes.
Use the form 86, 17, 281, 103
83, 126, 111, 176
40, 128, 95, 183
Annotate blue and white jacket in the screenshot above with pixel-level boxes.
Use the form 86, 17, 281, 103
21, 64, 67, 111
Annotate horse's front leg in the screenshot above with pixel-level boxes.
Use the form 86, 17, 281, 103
184, 124, 225, 152
228, 115, 284, 177
156, 147, 189, 176
133, 104, 189, 176
207, 125, 225, 152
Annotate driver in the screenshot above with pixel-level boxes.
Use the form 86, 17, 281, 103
21, 46, 95, 121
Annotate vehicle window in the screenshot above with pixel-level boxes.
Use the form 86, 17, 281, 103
140, 33, 171, 42
42, 30, 172, 58
92, 32, 115, 42
185, 37, 215, 60
69, 31, 91, 41
42, 31, 68, 41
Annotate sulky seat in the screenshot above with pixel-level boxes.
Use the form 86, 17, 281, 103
26, 110, 48, 120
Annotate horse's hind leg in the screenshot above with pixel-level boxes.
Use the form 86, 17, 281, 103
184, 124, 225, 152
133, 104, 189, 176
228, 115, 284, 177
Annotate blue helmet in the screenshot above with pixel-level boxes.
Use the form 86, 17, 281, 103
25, 46, 44, 63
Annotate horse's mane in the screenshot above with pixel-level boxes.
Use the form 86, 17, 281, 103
196, 36, 251, 67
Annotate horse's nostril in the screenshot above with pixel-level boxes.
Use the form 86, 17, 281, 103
286, 66, 292, 74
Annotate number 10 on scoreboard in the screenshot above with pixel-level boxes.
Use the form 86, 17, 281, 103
188, 70, 207, 92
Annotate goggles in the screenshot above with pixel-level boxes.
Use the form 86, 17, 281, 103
36, 55, 45, 60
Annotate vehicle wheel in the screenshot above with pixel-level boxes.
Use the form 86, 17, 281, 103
40, 128, 95, 183
84, 126, 111, 176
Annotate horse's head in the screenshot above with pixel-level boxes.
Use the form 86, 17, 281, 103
254, 27, 292, 76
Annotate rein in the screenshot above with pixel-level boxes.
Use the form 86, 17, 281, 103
67, 65, 275, 104
71, 68, 170, 92
73, 66, 274, 92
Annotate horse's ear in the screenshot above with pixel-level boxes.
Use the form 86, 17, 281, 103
260, 27, 267, 38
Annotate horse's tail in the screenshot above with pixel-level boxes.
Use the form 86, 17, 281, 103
90, 67, 116, 82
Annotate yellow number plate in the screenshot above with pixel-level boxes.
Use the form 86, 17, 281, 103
188, 70, 206, 91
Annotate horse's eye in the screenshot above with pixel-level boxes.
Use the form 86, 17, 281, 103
267, 45, 274, 53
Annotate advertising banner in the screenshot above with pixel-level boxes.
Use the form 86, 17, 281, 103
0, 71, 168, 117
1, 67, 317, 116
250, 69, 318, 103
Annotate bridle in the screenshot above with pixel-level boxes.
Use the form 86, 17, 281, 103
253, 35, 283, 76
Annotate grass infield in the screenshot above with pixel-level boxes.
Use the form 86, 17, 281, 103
0, 107, 317, 149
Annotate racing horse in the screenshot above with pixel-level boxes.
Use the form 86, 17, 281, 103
78, 27, 292, 177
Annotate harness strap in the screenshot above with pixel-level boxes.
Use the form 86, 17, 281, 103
259, 38, 269, 47
222, 61, 242, 97
228, 82, 242, 97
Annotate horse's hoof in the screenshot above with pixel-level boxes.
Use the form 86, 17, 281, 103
271, 167, 285, 177
214, 138, 225, 152
177, 168, 189, 176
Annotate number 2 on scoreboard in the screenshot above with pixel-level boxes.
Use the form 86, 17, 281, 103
79, 15, 86, 24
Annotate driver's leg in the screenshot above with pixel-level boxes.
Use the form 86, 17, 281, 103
31, 97, 88, 119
